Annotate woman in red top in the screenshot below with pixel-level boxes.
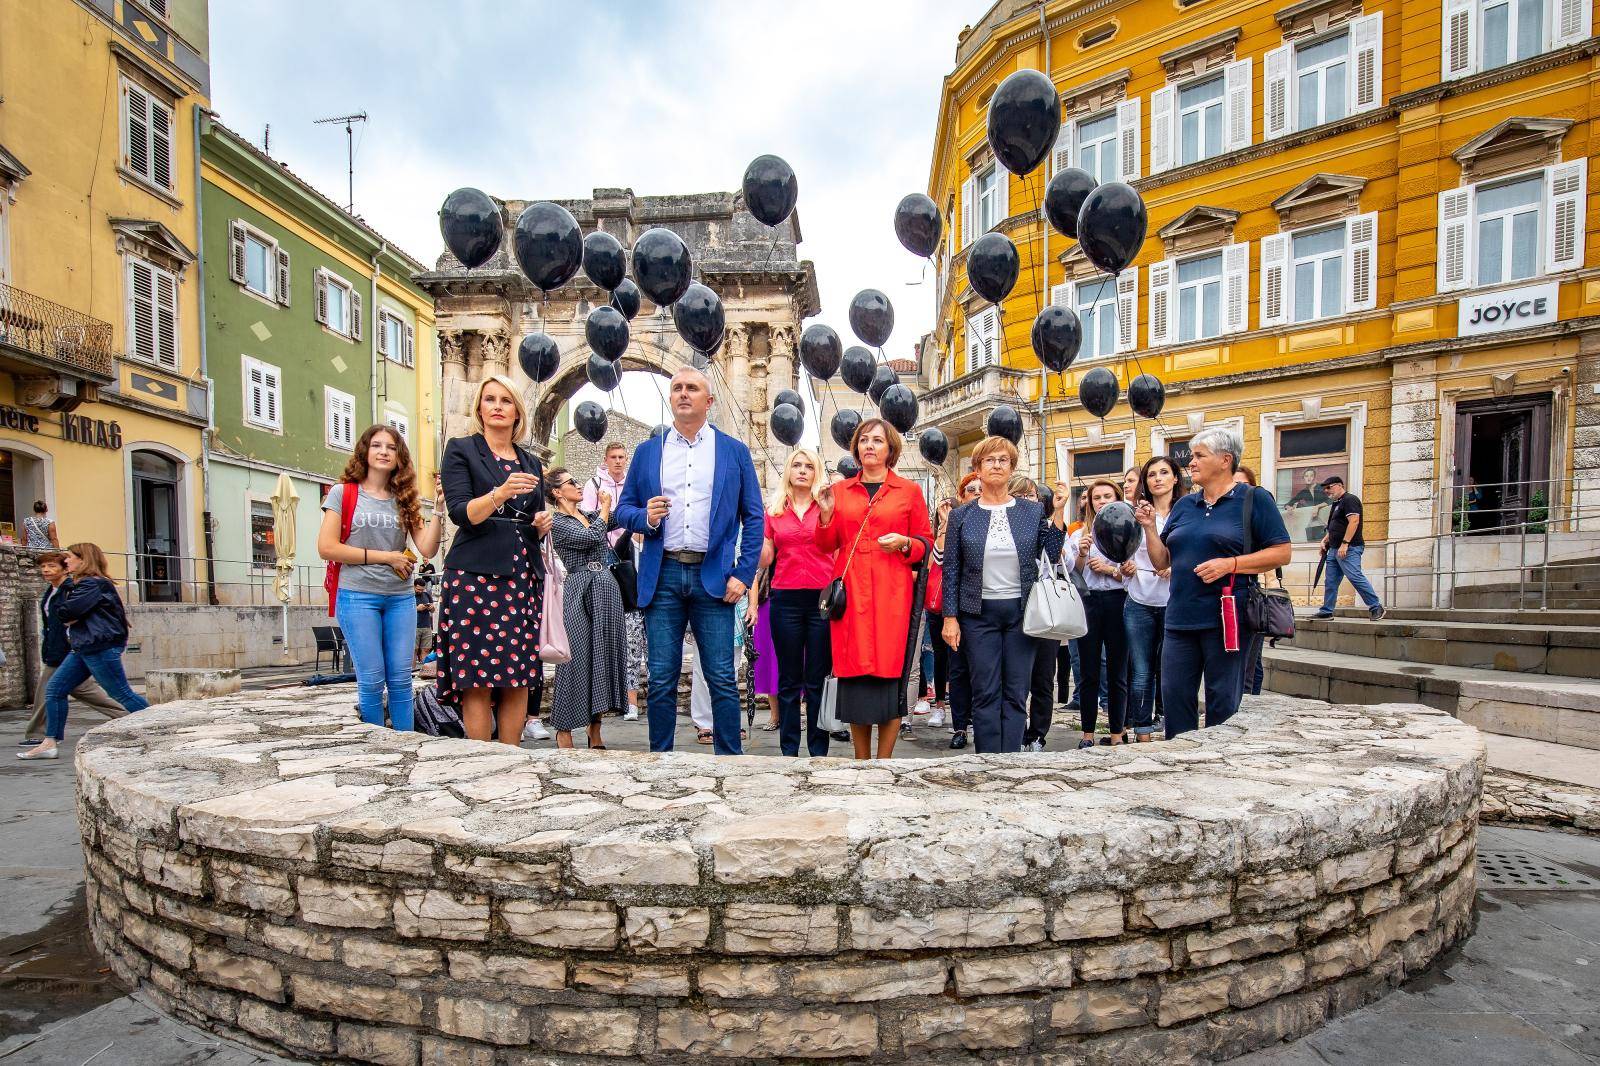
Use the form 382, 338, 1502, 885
816, 419, 933, 759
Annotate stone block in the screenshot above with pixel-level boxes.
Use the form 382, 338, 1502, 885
336, 1023, 419, 1066
122, 912, 193, 970
901, 1003, 1033, 1051
211, 858, 296, 916
624, 906, 711, 953
656, 1006, 877, 1058
1230, 954, 1307, 1008
789, 958, 947, 1001
536, 1006, 641, 1057
154, 894, 248, 938
261, 923, 341, 962
297, 875, 393, 929
1367, 898, 1435, 956
1130, 880, 1232, 929
394, 888, 490, 940
1185, 921, 1298, 968
1236, 869, 1317, 913
342, 936, 443, 977
145, 667, 242, 704
1394, 833, 1442, 874
705, 812, 849, 884
1079, 937, 1172, 981
443, 853, 559, 892
1050, 982, 1153, 1033
570, 835, 699, 886
421, 1036, 496, 1066
447, 949, 566, 990
1319, 846, 1394, 892
574, 961, 691, 997
1048, 890, 1125, 940
1159, 968, 1234, 1026
1360, 880, 1402, 916
436, 995, 532, 1045
724, 903, 838, 954
193, 944, 285, 1002
848, 899, 1045, 950
332, 837, 436, 876
237, 999, 335, 1055
501, 899, 617, 949
1301, 896, 1357, 938
139, 845, 205, 895
289, 973, 424, 1026
1307, 932, 1373, 983
696, 961, 784, 999
954, 947, 1074, 994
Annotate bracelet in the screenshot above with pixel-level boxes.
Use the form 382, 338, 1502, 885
1231, 558, 1237, 574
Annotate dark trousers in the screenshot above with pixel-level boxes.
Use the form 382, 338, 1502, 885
928, 610, 951, 702
1161, 626, 1254, 738
1025, 637, 1058, 744
1078, 590, 1128, 735
958, 597, 1035, 753
770, 588, 831, 757
947, 619, 972, 733
1124, 600, 1166, 734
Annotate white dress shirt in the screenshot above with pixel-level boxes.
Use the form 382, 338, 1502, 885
1064, 527, 1129, 592
660, 423, 716, 551
1127, 510, 1171, 607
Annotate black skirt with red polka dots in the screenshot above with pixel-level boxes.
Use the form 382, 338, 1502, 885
437, 538, 543, 703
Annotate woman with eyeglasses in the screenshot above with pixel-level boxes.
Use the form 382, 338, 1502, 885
1124, 456, 1184, 742
1066, 479, 1131, 747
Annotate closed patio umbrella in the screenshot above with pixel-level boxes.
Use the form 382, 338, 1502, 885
269, 472, 299, 653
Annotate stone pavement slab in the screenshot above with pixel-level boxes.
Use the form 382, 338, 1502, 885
1486, 733, 1600, 789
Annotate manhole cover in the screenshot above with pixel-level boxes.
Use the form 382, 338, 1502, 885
1477, 849, 1600, 891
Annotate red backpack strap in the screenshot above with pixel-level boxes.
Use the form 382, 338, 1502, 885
324, 481, 361, 618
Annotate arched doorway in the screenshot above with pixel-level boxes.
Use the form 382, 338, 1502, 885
131, 449, 182, 602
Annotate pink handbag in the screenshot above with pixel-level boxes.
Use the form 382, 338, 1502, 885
538, 538, 571, 665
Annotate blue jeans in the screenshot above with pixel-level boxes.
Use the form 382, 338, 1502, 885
1160, 626, 1249, 738
1124, 601, 1166, 735
1322, 545, 1382, 613
44, 646, 148, 740
336, 588, 417, 731
958, 597, 1036, 754
645, 559, 741, 754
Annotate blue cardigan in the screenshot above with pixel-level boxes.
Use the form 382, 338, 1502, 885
941, 498, 1065, 617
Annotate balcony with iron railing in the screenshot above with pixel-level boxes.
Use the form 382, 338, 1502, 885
921, 364, 1038, 435
0, 281, 117, 383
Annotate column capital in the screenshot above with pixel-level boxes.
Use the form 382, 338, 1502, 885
439, 329, 468, 366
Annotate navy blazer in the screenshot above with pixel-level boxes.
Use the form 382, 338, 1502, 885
441, 434, 547, 578
941, 497, 1065, 617
614, 426, 764, 607
39, 584, 71, 667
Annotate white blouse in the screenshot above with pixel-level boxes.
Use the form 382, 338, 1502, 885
978, 500, 1022, 600
1127, 510, 1171, 607
1063, 527, 1129, 593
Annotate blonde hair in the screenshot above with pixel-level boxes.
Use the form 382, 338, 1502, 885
468, 374, 529, 441
767, 447, 825, 517
65, 542, 110, 579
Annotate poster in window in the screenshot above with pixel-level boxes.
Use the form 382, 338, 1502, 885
1274, 462, 1348, 542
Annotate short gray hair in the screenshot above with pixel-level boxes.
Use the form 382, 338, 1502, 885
1190, 427, 1243, 472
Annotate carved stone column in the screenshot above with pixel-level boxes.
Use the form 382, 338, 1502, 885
439, 330, 471, 441
726, 324, 751, 422
481, 329, 511, 380
766, 324, 796, 462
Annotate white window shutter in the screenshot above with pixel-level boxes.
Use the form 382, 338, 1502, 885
154, 266, 178, 368
1553, 0, 1591, 47
1148, 259, 1174, 346
276, 248, 291, 306
982, 308, 1000, 367
314, 270, 329, 325
995, 169, 1009, 224
124, 83, 150, 177
1546, 158, 1588, 273
1222, 243, 1250, 334
1443, 0, 1477, 80
1224, 59, 1253, 152
1114, 270, 1137, 353
351, 290, 363, 341
1264, 45, 1292, 139
1438, 187, 1475, 292
247, 361, 263, 423
228, 221, 246, 284
1052, 124, 1073, 176
1116, 98, 1141, 181
1349, 14, 1383, 114
1345, 213, 1378, 311
264, 366, 279, 429
966, 317, 981, 372
404, 323, 415, 366
1150, 86, 1176, 174
128, 259, 154, 362
376, 312, 390, 356
150, 97, 174, 190
1261, 233, 1290, 326
1050, 282, 1073, 307
961, 176, 976, 249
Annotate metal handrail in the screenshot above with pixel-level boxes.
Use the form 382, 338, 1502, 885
96, 550, 333, 608
0, 281, 117, 378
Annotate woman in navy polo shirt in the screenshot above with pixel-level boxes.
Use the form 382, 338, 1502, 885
1139, 427, 1291, 738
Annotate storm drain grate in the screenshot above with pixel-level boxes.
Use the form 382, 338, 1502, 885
1476, 849, 1600, 891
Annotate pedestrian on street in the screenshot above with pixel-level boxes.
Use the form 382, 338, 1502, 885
1009, 475, 1064, 752
18, 551, 128, 748
23, 501, 57, 549
1312, 475, 1385, 621
582, 441, 646, 720
1124, 456, 1184, 742
1067, 479, 1132, 748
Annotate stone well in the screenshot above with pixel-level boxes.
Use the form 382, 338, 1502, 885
75, 691, 1483, 1064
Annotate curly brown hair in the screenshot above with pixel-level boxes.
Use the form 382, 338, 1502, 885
340, 425, 421, 532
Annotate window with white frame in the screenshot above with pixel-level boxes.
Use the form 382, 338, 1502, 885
0, 189, 10, 284
1052, 272, 1137, 360
1265, 15, 1382, 139
377, 309, 415, 367
1444, 0, 1589, 80
1178, 77, 1225, 166
966, 307, 1000, 370
1261, 214, 1378, 326
977, 165, 1001, 232
228, 221, 290, 306
120, 78, 175, 192
243, 355, 282, 432
1053, 100, 1142, 181
1149, 244, 1249, 345
1437, 160, 1588, 291
1078, 113, 1120, 183
1272, 422, 1350, 542
1176, 254, 1223, 341
385, 409, 410, 443
1151, 61, 1250, 173
126, 256, 178, 368
249, 500, 275, 570
960, 163, 1008, 247
325, 387, 355, 451
315, 269, 361, 339
1297, 35, 1349, 130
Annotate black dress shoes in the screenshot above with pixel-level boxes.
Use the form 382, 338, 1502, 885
948, 731, 968, 749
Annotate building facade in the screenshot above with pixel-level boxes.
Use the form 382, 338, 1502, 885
0, 0, 211, 601
200, 118, 438, 604
926, 0, 1598, 598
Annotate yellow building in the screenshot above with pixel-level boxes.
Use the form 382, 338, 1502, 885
0, 0, 211, 601
925, 0, 1597, 599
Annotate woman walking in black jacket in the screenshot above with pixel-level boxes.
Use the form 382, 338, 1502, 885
19, 542, 149, 761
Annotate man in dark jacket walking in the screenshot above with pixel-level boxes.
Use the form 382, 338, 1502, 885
18, 552, 126, 747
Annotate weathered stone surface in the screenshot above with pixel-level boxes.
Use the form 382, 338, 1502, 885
657, 1007, 877, 1057
1185, 920, 1298, 968
1049, 890, 1125, 940
122, 912, 192, 970
724, 903, 838, 954
436, 996, 532, 1045
954, 948, 1074, 994
1079, 938, 1172, 981
570, 835, 699, 886
421, 1036, 496, 1066
697, 960, 785, 998
1237, 868, 1317, 913
536, 1006, 641, 1057
261, 923, 341, 961
1050, 983, 1153, 1033
575, 961, 691, 997
1130, 880, 1233, 929
848, 899, 1046, 949
210, 857, 296, 916
139, 845, 204, 895
444, 852, 559, 891
448, 949, 566, 990
1308, 932, 1373, 983
705, 811, 849, 883
331, 837, 435, 875
336, 1023, 419, 1066
1318, 845, 1394, 892
237, 999, 335, 1055
1367, 898, 1436, 956
394, 888, 490, 940
1160, 968, 1234, 1026
193, 945, 284, 1002
296, 875, 392, 929
1231, 954, 1307, 1008
902, 1003, 1033, 1050
790, 958, 947, 1001
154, 894, 247, 938
342, 936, 442, 977
289, 974, 423, 1026
501, 899, 617, 949
624, 906, 711, 952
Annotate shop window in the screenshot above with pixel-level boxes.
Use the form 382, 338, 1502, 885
1437, 160, 1587, 291
1273, 422, 1349, 541
250, 500, 275, 570
1071, 446, 1127, 521
1444, 0, 1589, 80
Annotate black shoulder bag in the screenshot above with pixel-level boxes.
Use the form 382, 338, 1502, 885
1241, 486, 1295, 640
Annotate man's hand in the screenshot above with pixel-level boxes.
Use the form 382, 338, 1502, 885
646, 496, 671, 526
1194, 558, 1234, 583
723, 577, 747, 604
1337, 544, 1349, 560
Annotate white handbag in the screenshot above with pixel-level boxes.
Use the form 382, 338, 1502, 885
1024, 548, 1087, 641
817, 675, 842, 732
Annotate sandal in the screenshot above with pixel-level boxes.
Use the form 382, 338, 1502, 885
761, 721, 779, 731
589, 744, 607, 751
696, 729, 714, 745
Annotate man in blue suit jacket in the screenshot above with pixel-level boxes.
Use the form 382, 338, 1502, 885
616, 368, 764, 754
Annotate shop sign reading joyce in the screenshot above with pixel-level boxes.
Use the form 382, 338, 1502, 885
1458, 281, 1559, 337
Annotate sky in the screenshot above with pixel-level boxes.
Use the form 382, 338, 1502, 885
209, 0, 981, 429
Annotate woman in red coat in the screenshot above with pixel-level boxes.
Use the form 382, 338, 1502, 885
816, 418, 933, 759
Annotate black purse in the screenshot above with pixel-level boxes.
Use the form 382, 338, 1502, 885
818, 490, 882, 621
1241, 486, 1295, 640
610, 530, 639, 612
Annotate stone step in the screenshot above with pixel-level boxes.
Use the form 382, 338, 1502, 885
1292, 616, 1600, 679
1262, 645, 1600, 750
1328, 606, 1600, 627
1453, 589, 1600, 611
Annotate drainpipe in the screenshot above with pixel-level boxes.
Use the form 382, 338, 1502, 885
194, 107, 218, 604
369, 242, 386, 424
1037, 0, 1051, 479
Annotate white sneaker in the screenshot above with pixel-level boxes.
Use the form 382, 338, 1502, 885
523, 719, 550, 741
928, 706, 945, 728
623, 706, 639, 722
913, 699, 931, 717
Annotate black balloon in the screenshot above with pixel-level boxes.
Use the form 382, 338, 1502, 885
879, 384, 918, 433
610, 278, 642, 321
770, 402, 804, 447
848, 289, 894, 348
1079, 366, 1120, 418
1044, 168, 1096, 240
917, 427, 950, 466
574, 400, 608, 444
893, 193, 942, 258
868, 364, 898, 404
631, 228, 693, 307
1128, 373, 1166, 419
775, 388, 805, 415
968, 232, 1020, 304
830, 409, 862, 451
671, 282, 725, 354
987, 404, 1023, 444
512, 201, 582, 291
742, 154, 799, 227
986, 68, 1061, 176
1077, 182, 1148, 277
585, 305, 629, 362
586, 353, 620, 392
840, 346, 876, 394
439, 187, 502, 270
799, 324, 843, 381
1093, 501, 1140, 564
1038, 482, 1055, 516
582, 230, 626, 291
836, 455, 861, 479
1030, 305, 1083, 373
517, 332, 559, 383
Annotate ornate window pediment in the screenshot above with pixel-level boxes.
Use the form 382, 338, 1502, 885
110, 217, 195, 277
1061, 68, 1132, 121
1159, 28, 1242, 81
0, 142, 29, 188
1158, 205, 1240, 256
1272, 173, 1367, 227
1452, 117, 1573, 183
1275, 0, 1365, 42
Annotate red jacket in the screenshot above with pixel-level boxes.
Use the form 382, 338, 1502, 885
816, 471, 932, 679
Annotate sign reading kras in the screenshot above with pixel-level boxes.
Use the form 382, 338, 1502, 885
1458, 281, 1559, 337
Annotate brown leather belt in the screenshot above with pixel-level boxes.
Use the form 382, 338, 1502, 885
664, 549, 706, 564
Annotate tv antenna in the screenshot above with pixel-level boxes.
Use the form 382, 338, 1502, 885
313, 111, 368, 212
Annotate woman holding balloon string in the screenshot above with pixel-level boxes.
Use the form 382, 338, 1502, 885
1122, 456, 1185, 742
1065, 479, 1131, 747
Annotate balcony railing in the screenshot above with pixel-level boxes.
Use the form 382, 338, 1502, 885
0, 281, 116, 380
922, 364, 1037, 422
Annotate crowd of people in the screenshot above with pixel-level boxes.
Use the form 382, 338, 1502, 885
21, 363, 1365, 763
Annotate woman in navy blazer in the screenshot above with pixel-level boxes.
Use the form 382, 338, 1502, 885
941, 436, 1065, 754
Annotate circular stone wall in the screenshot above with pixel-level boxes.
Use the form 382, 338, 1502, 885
76, 691, 1483, 1064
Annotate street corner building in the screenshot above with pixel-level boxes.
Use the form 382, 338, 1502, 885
922, 0, 1599, 605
